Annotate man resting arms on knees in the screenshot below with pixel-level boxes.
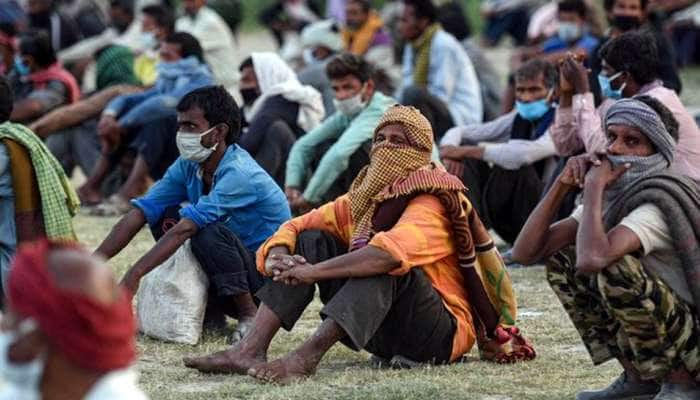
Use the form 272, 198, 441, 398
512, 96, 700, 400
184, 105, 535, 384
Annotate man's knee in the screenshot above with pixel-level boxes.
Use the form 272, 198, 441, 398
266, 120, 296, 144
190, 223, 230, 254
295, 230, 343, 264
545, 247, 576, 285
597, 256, 647, 304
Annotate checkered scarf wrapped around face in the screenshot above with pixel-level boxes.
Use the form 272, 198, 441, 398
348, 105, 433, 250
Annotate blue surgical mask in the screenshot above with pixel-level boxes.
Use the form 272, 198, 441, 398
558, 22, 582, 43
515, 98, 551, 121
14, 56, 30, 76
597, 71, 626, 100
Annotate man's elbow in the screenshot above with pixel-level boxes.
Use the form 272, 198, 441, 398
575, 255, 609, 275
510, 247, 539, 266
166, 220, 199, 240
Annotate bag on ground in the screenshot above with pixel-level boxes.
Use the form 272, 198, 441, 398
136, 240, 208, 345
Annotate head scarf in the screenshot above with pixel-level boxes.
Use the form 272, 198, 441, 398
348, 105, 434, 249
8, 240, 137, 372
605, 98, 676, 166
603, 98, 677, 213
301, 20, 343, 52
247, 52, 324, 132
346, 105, 521, 335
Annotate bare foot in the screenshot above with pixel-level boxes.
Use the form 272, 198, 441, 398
77, 185, 102, 205
247, 352, 318, 385
183, 344, 265, 375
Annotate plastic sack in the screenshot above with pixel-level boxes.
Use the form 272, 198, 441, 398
136, 240, 209, 345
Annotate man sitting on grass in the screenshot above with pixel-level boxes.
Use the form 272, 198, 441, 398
513, 97, 700, 400
183, 105, 535, 384
95, 85, 290, 341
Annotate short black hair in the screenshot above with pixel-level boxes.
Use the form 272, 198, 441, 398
634, 95, 679, 143
238, 56, 253, 72
558, 0, 586, 18
603, 0, 648, 12
142, 4, 175, 34
326, 53, 372, 82
599, 30, 659, 85
403, 0, 438, 23
348, 0, 371, 12
164, 32, 204, 63
18, 30, 56, 68
110, 0, 135, 16
514, 59, 559, 89
177, 85, 241, 145
0, 76, 13, 122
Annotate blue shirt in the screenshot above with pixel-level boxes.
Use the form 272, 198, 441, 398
0, 143, 16, 291
132, 145, 291, 251
542, 33, 600, 55
399, 29, 483, 126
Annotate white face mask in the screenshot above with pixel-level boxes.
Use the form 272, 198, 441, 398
139, 31, 157, 50
333, 85, 367, 117
176, 126, 218, 163
0, 319, 44, 400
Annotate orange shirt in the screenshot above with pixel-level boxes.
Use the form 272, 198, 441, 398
257, 194, 476, 361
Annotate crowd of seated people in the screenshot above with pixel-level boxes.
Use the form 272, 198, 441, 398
0, 0, 699, 398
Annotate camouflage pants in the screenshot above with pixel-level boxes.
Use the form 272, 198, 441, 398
546, 247, 700, 381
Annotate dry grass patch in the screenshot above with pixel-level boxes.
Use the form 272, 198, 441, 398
74, 215, 621, 400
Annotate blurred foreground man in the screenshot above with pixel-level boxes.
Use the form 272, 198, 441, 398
0, 240, 147, 399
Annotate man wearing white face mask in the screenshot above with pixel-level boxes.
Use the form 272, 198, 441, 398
285, 53, 396, 214
439, 59, 560, 245
95, 86, 290, 341
0, 239, 147, 400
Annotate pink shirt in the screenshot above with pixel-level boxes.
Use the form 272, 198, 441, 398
550, 81, 700, 183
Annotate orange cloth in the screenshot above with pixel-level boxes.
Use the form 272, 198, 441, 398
342, 11, 385, 56
257, 194, 476, 362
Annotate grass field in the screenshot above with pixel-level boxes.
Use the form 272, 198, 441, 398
75, 213, 621, 400
72, 19, 700, 399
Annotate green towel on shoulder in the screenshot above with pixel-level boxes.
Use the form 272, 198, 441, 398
0, 122, 79, 240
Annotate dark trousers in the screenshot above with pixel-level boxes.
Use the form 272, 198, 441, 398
311, 138, 372, 204
399, 85, 455, 141
461, 159, 544, 244
256, 230, 456, 363
483, 7, 529, 46
110, 114, 179, 181
253, 120, 297, 187
151, 206, 266, 319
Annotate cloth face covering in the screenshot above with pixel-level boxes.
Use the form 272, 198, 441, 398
557, 22, 582, 42
176, 126, 217, 163
602, 98, 677, 213
598, 71, 626, 100
333, 84, 367, 116
348, 105, 433, 249
515, 98, 550, 121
